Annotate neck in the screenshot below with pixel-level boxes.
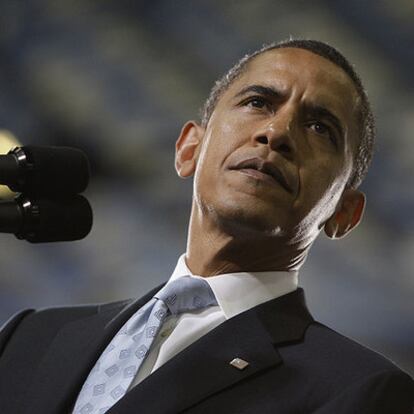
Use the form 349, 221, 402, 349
184, 206, 312, 277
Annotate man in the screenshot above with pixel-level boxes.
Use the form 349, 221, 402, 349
0, 39, 413, 413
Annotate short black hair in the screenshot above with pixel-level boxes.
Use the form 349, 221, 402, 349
200, 39, 375, 189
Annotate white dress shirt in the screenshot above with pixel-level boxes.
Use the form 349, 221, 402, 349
129, 254, 298, 389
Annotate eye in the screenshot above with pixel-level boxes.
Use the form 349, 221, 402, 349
243, 96, 270, 110
308, 121, 336, 144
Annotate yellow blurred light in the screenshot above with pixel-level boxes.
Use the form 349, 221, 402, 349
0, 130, 21, 199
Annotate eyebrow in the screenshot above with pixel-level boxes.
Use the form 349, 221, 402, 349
234, 84, 346, 142
234, 84, 285, 100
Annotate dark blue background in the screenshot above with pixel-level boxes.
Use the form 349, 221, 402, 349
0, 0, 413, 375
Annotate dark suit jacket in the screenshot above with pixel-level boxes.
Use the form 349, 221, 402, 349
0, 287, 413, 414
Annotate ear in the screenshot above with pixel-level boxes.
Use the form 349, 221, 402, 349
324, 188, 366, 239
175, 121, 204, 178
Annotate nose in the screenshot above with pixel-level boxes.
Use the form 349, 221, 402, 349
252, 110, 297, 161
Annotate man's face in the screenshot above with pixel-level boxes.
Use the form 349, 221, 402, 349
189, 48, 360, 241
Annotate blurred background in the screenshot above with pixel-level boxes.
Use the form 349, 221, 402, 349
0, 0, 413, 375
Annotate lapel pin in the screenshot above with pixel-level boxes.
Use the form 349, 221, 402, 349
229, 358, 249, 370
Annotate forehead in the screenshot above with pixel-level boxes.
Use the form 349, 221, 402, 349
222, 47, 360, 149
242, 48, 356, 101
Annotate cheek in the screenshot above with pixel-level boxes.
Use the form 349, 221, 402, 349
294, 159, 347, 220
197, 118, 246, 175
193, 128, 231, 195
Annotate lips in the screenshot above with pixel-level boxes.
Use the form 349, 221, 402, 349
230, 157, 293, 193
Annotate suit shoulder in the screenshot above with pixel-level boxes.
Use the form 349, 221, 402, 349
1, 299, 132, 347
305, 321, 409, 375
0, 309, 34, 356
22, 298, 132, 325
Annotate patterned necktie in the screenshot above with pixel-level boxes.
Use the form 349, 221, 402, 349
72, 276, 217, 414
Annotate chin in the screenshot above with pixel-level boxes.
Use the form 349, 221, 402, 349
210, 199, 288, 238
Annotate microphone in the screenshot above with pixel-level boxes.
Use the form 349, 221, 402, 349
0, 194, 93, 242
0, 146, 90, 196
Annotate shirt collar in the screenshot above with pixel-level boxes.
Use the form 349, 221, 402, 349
169, 253, 298, 320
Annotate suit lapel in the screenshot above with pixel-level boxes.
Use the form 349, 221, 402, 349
23, 286, 312, 414
109, 288, 313, 414
23, 285, 163, 414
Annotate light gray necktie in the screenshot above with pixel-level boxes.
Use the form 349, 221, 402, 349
72, 276, 217, 414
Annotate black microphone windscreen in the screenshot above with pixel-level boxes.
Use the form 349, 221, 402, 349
24, 195, 93, 243
23, 146, 90, 195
